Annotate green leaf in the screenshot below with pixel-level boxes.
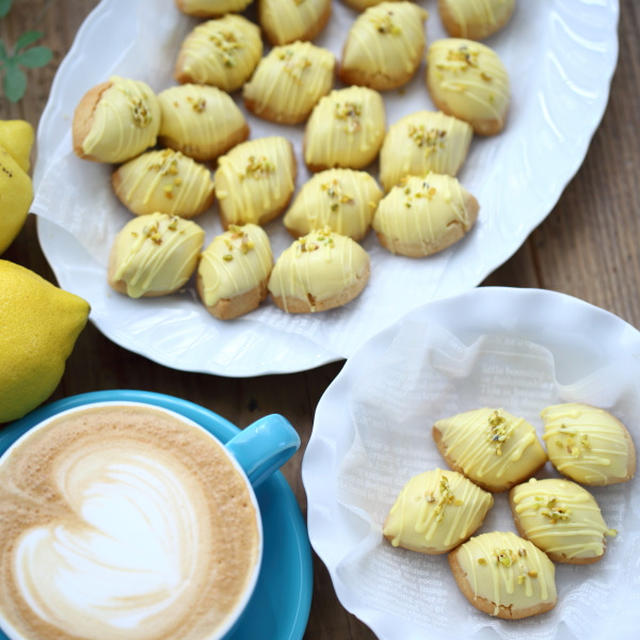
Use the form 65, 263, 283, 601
0, 0, 12, 19
15, 30, 43, 53
3, 62, 27, 102
0, 41, 7, 62
15, 45, 52, 68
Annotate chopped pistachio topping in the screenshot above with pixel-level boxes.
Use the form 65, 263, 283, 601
278, 48, 312, 81
444, 44, 479, 70
370, 11, 402, 36
426, 475, 463, 524
296, 239, 319, 254
403, 180, 438, 209
321, 179, 354, 211
186, 95, 206, 113
407, 124, 447, 155
296, 230, 335, 256
477, 557, 487, 565
242, 155, 275, 180
139, 217, 181, 245
534, 496, 571, 523
494, 549, 516, 568
148, 151, 180, 184
221, 226, 255, 257
130, 97, 152, 128
487, 409, 513, 456
557, 423, 591, 458
528, 570, 538, 578
208, 29, 241, 68
334, 101, 362, 133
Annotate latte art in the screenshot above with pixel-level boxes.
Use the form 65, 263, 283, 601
0, 405, 261, 640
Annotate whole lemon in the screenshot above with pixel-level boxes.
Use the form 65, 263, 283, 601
0, 260, 90, 423
0, 120, 35, 172
0, 145, 33, 255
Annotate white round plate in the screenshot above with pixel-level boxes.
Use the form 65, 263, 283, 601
302, 287, 640, 640
34, 0, 618, 376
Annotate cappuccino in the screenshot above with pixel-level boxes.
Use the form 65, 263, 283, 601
0, 404, 261, 640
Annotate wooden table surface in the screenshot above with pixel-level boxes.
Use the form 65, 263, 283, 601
2, 1, 639, 638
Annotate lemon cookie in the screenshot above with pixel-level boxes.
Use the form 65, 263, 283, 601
174, 15, 262, 92
339, 2, 428, 91
304, 86, 386, 171
510, 478, 617, 564
108, 213, 205, 298
383, 469, 494, 554
438, 0, 516, 40
379, 110, 473, 191
541, 403, 636, 486
449, 531, 557, 619
72, 76, 160, 163
284, 168, 383, 241
427, 38, 510, 135
373, 173, 478, 257
112, 149, 215, 219
158, 84, 248, 162
433, 408, 548, 492
215, 136, 297, 228
175, 0, 253, 17
260, 0, 332, 46
269, 229, 370, 313
243, 41, 335, 124
197, 224, 273, 320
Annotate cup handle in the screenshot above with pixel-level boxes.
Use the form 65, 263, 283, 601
226, 414, 300, 487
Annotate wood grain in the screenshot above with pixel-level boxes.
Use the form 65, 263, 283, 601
1, 2, 639, 638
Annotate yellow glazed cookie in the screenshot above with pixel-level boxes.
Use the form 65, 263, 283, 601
157, 84, 249, 162
449, 531, 557, 619
174, 15, 263, 92
339, 2, 428, 91
433, 408, 548, 492
438, 0, 516, 40
379, 110, 473, 191
510, 478, 617, 564
197, 224, 273, 320
243, 41, 335, 124
268, 229, 370, 313
284, 168, 383, 241
541, 403, 636, 486
174, 0, 253, 17
304, 86, 386, 171
383, 469, 494, 554
72, 76, 160, 163
427, 38, 510, 135
260, 0, 332, 46
214, 136, 297, 228
373, 173, 478, 257
108, 213, 205, 298
112, 149, 215, 219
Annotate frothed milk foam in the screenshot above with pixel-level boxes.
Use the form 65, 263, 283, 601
0, 405, 261, 640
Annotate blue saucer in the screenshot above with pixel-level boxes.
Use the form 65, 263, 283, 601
0, 390, 313, 640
